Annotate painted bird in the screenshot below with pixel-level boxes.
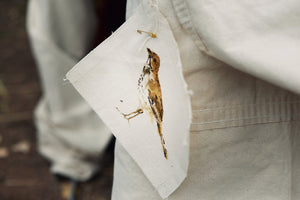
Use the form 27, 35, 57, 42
118, 48, 168, 159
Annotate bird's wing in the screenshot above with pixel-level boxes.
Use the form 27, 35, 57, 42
147, 86, 163, 123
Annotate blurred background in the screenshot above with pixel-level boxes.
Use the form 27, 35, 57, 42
0, 0, 125, 199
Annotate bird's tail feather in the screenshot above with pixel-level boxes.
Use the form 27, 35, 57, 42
157, 122, 168, 159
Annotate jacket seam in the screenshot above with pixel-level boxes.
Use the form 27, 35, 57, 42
191, 101, 300, 132
172, 0, 209, 52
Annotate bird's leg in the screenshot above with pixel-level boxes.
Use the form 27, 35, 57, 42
116, 107, 144, 122
122, 108, 143, 120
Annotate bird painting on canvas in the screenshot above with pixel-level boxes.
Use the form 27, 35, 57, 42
116, 48, 168, 159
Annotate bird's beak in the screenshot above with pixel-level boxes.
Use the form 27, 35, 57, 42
147, 48, 153, 58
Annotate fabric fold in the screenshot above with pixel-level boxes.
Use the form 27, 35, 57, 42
172, 0, 300, 95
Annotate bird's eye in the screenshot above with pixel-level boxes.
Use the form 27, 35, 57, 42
153, 58, 157, 62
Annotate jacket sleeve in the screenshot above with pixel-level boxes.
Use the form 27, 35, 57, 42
172, 0, 300, 95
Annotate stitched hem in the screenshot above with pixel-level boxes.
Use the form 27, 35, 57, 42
191, 101, 300, 132
172, 0, 209, 52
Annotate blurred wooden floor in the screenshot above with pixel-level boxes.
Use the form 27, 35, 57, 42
0, 1, 118, 199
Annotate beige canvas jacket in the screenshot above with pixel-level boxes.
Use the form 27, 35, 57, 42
67, 0, 300, 199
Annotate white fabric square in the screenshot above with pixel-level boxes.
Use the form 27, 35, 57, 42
67, 1, 191, 198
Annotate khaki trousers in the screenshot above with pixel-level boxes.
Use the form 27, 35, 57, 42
27, 0, 111, 180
